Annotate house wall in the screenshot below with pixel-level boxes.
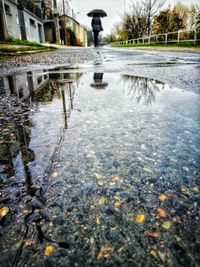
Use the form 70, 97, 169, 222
60, 15, 88, 47
23, 11, 44, 42
4, 0, 44, 42
4, 0, 21, 39
75, 24, 87, 47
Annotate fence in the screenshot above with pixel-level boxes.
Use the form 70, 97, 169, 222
111, 29, 199, 46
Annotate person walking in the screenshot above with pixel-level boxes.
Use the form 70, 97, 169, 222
91, 14, 103, 47
87, 9, 107, 47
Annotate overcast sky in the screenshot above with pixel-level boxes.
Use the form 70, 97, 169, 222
68, 0, 200, 36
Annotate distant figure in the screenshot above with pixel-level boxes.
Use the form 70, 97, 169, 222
91, 14, 103, 47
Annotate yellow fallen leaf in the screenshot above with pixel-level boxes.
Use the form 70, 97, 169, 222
97, 245, 114, 260
44, 245, 54, 256
136, 214, 145, 224
150, 249, 157, 258
97, 181, 104, 186
114, 197, 123, 206
94, 173, 104, 179
159, 194, 167, 201
109, 182, 116, 187
112, 176, 120, 182
96, 217, 100, 225
162, 221, 171, 230
52, 172, 59, 178
98, 196, 106, 205
0, 207, 9, 219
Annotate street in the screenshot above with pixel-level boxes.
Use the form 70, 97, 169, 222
0, 47, 200, 266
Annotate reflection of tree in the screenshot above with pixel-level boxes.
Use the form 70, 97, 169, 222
122, 75, 164, 106
90, 73, 108, 89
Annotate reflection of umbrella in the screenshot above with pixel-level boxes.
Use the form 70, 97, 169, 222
87, 9, 107, 17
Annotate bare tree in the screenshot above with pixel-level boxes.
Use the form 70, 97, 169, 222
141, 0, 166, 36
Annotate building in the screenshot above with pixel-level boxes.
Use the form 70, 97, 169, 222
0, 0, 45, 43
0, 0, 87, 46
60, 14, 88, 47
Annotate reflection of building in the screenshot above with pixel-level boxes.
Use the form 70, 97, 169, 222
1, 0, 45, 42
0, 95, 35, 195
0, 69, 82, 185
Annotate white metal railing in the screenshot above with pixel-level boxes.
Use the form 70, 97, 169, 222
111, 29, 198, 46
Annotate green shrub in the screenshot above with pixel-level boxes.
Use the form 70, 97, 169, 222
5, 36, 43, 47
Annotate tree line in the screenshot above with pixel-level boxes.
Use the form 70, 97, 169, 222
105, 0, 200, 42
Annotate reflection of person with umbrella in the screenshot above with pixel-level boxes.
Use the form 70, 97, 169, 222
87, 9, 107, 48
90, 73, 108, 89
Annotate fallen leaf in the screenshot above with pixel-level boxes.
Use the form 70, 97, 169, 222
181, 187, 190, 196
162, 221, 171, 230
156, 208, 168, 218
98, 196, 106, 205
25, 239, 34, 246
97, 245, 114, 260
182, 166, 189, 172
52, 172, 59, 178
114, 197, 123, 206
158, 251, 166, 262
112, 176, 120, 182
97, 181, 104, 186
94, 173, 104, 179
150, 249, 157, 258
143, 167, 153, 173
159, 194, 167, 201
166, 193, 177, 199
44, 245, 54, 256
136, 214, 145, 224
0, 207, 9, 219
147, 231, 159, 238
175, 236, 182, 242
114, 199, 123, 206
192, 187, 199, 193
173, 217, 182, 224
96, 217, 100, 225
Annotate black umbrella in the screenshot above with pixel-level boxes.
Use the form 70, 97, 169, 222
87, 9, 107, 17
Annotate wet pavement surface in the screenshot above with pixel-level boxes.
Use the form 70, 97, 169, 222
0, 48, 200, 267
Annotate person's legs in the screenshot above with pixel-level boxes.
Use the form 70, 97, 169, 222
93, 31, 99, 47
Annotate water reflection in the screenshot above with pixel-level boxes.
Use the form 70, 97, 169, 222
0, 70, 200, 266
0, 70, 81, 192
122, 75, 165, 106
90, 73, 108, 89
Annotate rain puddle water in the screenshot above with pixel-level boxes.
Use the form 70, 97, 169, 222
0, 69, 200, 266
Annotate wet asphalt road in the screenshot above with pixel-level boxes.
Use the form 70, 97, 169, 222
0, 47, 200, 267
0, 46, 200, 93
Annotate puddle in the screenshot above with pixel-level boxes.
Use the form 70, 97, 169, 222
0, 69, 200, 266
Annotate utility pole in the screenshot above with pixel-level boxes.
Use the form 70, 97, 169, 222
62, 0, 67, 45
53, 0, 60, 44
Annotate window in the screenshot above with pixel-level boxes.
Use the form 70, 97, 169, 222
30, 18, 36, 27
4, 4, 11, 15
